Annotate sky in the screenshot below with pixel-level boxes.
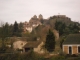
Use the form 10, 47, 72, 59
0, 0, 80, 24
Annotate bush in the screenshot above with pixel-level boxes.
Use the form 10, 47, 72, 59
0, 52, 46, 60
71, 54, 78, 57
48, 56, 65, 60
0, 46, 9, 53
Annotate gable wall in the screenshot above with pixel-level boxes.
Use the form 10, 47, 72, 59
13, 40, 27, 50
34, 42, 44, 54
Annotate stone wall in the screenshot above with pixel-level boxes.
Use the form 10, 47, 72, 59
13, 40, 27, 50
34, 42, 45, 54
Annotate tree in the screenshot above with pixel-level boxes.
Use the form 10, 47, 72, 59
18, 22, 24, 36
72, 23, 80, 33
0, 22, 10, 39
13, 21, 19, 36
18, 22, 23, 33
45, 29, 55, 52
9, 24, 13, 37
64, 23, 80, 35
55, 21, 66, 36
0, 22, 10, 51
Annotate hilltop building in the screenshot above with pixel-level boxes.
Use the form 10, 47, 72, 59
23, 14, 71, 33
23, 14, 43, 32
23, 21, 32, 32
38, 14, 43, 20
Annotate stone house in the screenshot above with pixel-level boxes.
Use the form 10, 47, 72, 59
13, 40, 27, 50
10, 37, 44, 54
63, 34, 80, 55
23, 41, 44, 54
9, 37, 29, 50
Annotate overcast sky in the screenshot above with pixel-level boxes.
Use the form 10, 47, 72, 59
0, 0, 80, 24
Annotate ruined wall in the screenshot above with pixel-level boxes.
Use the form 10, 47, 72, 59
34, 42, 45, 54
13, 40, 27, 50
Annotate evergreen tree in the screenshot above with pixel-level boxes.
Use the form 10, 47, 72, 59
45, 29, 55, 52
9, 24, 13, 37
0, 22, 10, 49
0, 22, 10, 39
18, 22, 23, 32
13, 21, 19, 36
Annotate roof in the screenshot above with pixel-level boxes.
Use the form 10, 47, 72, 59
63, 34, 80, 45
7, 37, 37, 42
23, 41, 41, 48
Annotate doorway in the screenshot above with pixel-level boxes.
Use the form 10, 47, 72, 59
69, 46, 72, 54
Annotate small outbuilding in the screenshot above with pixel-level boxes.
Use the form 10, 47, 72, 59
63, 34, 80, 55
23, 41, 44, 54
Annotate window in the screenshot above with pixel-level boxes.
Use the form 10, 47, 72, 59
78, 46, 80, 53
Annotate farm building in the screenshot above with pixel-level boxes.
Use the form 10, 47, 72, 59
63, 34, 80, 55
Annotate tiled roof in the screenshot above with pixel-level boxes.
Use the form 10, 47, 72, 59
8, 37, 37, 42
23, 41, 41, 48
63, 34, 80, 45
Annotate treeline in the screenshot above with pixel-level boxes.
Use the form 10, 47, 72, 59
0, 21, 23, 48
55, 21, 80, 36
0, 21, 23, 38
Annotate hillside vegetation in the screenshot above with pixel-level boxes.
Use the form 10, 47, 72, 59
0, 15, 80, 60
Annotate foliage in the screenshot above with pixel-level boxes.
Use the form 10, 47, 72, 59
0, 16, 80, 60
12, 21, 20, 36
12, 21, 23, 37
1, 52, 80, 60
0, 52, 45, 60
45, 29, 55, 52
55, 21, 80, 36
0, 23, 11, 48
49, 56, 65, 60
0, 21, 24, 49
0, 23, 9, 39
0, 46, 8, 53
55, 21, 66, 36
18, 22, 24, 36
31, 25, 49, 40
